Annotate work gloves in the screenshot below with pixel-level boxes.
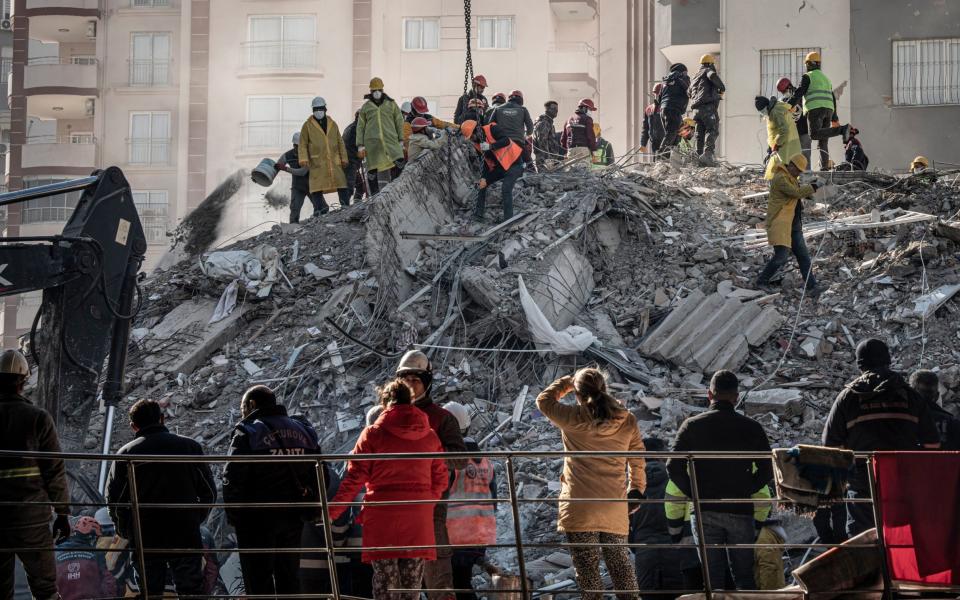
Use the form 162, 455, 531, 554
627, 489, 646, 514
53, 514, 72, 543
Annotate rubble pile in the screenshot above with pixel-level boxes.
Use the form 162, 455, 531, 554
83, 136, 960, 584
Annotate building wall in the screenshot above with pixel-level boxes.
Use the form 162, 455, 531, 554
849, 0, 960, 170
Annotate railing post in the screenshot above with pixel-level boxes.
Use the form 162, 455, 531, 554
315, 459, 341, 600
505, 457, 530, 600
687, 456, 713, 600
866, 455, 894, 600
125, 461, 150, 600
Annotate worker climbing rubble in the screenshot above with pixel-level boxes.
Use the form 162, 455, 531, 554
776, 78, 812, 170
357, 77, 405, 194
755, 94, 801, 180
463, 119, 525, 223
688, 53, 725, 166
787, 51, 852, 170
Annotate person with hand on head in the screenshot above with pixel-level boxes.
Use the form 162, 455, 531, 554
357, 77, 405, 194
0, 349, 70, 600
298, 96, 350, 213
537, 367, 645, 600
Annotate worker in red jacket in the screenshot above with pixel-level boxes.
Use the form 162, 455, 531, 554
329, 379, 448, 600
55, 517, 117, 600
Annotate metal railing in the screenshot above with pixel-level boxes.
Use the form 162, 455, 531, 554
2, 448, 952, 600
241, 40, 319, 71
26, 57, 99, 66
25, 134, 97, 145
129, 59, 172, 87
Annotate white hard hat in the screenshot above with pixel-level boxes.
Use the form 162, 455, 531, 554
0, 349, 29, 376
292, 132, 300, 145
365, 405, 382, 427
94, 507, 113, 527
396, 350, 431, 376
443, 401, 471, 433
400, 101, 412, 113
311, 96, 327, 109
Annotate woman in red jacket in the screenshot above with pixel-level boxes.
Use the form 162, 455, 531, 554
329, 379, 448, 600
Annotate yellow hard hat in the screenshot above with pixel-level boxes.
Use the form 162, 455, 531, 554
683, 117, 696, 127
593, 123, 601, 137
804, 51, 821, 63
700, 54, 716, 65
911, 155, 929, 169
369, 77, 384, 91
789, 153, 808, 172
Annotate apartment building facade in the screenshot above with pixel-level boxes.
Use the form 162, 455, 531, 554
1, 0, 652, 347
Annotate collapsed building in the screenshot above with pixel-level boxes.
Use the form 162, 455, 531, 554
64, 136, 960, 589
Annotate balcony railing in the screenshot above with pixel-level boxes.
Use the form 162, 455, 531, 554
132, 0, 169, 6
127, 137, 171, 165
25, 134, 96, 144
241, 40, 319, 71
241, 120, 303, 151
26, 56, 99, 66
128, 59, 172, 86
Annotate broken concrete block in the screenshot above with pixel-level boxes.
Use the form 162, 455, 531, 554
744, 305, 786, 346
690, 301, 761, 371
638, 289, 706, 356
303, 262, 338, 279
461, 267, 504, 311
668, 296, 742, 363
707, 334, 750, 373
144, 299, 250, 375
800, 327, 826, 358
242, 359, 262, 376
692, 246, 725, 263
744, 388, 804, 418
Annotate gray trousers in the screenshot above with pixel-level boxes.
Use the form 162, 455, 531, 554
692, 511, 757, 591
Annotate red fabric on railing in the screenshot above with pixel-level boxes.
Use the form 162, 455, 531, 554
873, 451, 960, 585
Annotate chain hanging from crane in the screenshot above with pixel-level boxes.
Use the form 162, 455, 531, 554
462, 0, 474, 95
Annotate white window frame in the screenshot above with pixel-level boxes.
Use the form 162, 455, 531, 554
21, 176, 83, 223
243, 95, 311, 151
129, 32, 171, 86
403, 17, 440, 51
477, 16, 514, 50
69, 132, 94, 144
128, 111, 171, 165
893, 38, 960, 107
245, 15, 318, 70
759, 47, 821, 100
70, 55, 96, 65
132, 0, 170, 7
131, 190, 169, 244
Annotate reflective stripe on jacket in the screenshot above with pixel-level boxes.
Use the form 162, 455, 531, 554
447, 458, 496, 546
803, 69, 834, 114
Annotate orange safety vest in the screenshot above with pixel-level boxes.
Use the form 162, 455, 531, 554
446, 458, 496, 546
476, 123, 523, 171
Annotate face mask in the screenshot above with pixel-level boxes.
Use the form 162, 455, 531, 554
372, 91, 383, 100
314, 109, 325, 119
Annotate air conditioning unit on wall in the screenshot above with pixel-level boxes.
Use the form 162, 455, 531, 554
1, 19, 11, 31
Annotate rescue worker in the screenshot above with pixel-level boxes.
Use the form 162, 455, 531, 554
407, 117, 445, 162
910, 155, 933, 175
276, 132, 311, 224
909, 370, 960, 450
223, 385, 323, 599
55, 517, 116, 600
489, 90, 533, 144
442, 402, 497, 600
755, 153, 820, 293
463, 119, 524, 222
591, 123, 615, 168
663, 479, 703, 592
839, 127, 869, 171
401, 101, 413, 121
328, 380, 448, 600
454, 74, 489, 124
777, 78, 811, 169
561, 98, 598, 166
640, 83, 665, 159
0, 349, 71, 600
484, 93, 507, 125
341, 111, 365, 202
788, 51, 851, 170
298, 96, 350, 212
754, 95, 801, 181
405, 96, 456, 154
665, 370, 772, 592
533, 100, 562, 173
106, 399, 216, 598
688, 54, 725, 166
394, 351, 467, 600
658, 63, 690, 157
823, 339, 940, 537
357, 77, 405, 194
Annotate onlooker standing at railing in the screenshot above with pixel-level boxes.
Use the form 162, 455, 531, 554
328, 379, 448, 600
537, 367, 646, 600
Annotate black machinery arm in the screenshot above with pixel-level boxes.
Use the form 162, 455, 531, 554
0, 167, 147, 422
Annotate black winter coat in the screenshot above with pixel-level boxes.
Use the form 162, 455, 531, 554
658, 70, 690, 114
488, 101, 533, 142
106, 424, 216, 548
342, 121, 361, 166
454, 91, 488, 124
629, 460, 670, 539
689, 66, 725, 111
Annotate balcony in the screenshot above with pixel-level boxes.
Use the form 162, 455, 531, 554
655, 0, 720, 66
23, 12, 98, 45
549, 0, 597, 20
24, 58, 98, 90
241, 120, 302, 152
547, 42, 597, 96
240, 41, 321, 76
22, 136, 96, 169
128, 59, 173, 87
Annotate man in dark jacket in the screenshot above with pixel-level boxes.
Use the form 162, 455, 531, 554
223, 385, 322, 599
0, 349, 71, 600
910, 370, 960, 450
641, 83, 665, 159
658, 63, 691, 158
561, 98, 598, 166
465, 120, 525, 223
666, 370, 772, 591
340, 111, 364, 201
276, 132, 311, 224
454, 74, 489, 124
688, 55, 725, 166
488, 90, 533, 145
823, 339, 940, 537
630, 438, 686, 600
395, 351, 466, 600
840, 128, 869, 171
533, 101, 562, 173
106, 399, 216, 598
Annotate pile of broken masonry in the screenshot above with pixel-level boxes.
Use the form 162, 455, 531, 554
80, 136, 960, 588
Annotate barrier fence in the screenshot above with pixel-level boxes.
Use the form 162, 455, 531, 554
1, 448, 950, 600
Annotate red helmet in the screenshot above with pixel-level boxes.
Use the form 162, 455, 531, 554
74, 516, 102, 536
492, 92, 506, 104
776, 77, 793, 94
411, 96, 429, 114
472, 74, 488, 88
579, 98, 597, 111
411, 116, 431, 131
652, 83, 664, 96
509, 90, 523, 101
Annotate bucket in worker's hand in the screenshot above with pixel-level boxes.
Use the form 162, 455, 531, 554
489, 574, 528, 600
251, 158, 278, 187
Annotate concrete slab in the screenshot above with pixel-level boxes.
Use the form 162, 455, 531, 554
638, 289, 705, 355
707, 333, 750, 373
650, 293, 724, 360
744, 388, 804, 418
145, 298, 250, 374
744, 305, 785, 346
690, 301, 762, 371
667, 295, 741, 362
526, 242, 594, 331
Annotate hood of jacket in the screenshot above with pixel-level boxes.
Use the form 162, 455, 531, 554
846, 369, 912, 399
376, 404, 433, 441
363, 92, 395, 104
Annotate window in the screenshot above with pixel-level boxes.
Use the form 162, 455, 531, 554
478, 17, 513, 49
0, 58, 10, 87
132, 0, 170, 7
403, 18, 439, 50
70, 132, 94, 144
893, 38, 960, 106
129, 112, 171, 165
21, 177, 82, 223
243, 96, 310, 150
70, 55, 97, 65
246, 16, 317, 70
130, 33, 170, 85
132, 190, 168, 243
759, 47, 821, 99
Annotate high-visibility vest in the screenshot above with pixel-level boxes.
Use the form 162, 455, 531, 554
446, 458, 496, 546
802, 69, 834, 114
591, 145, 607, 168
479, 123, 523, 171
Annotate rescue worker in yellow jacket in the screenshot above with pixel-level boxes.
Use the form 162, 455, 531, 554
755, 153, 821, 293
755, 95, 801, 180
298, 96, 349, 214
357, 77, 404, 194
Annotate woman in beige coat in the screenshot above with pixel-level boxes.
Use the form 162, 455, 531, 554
536, 368, 646, 600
